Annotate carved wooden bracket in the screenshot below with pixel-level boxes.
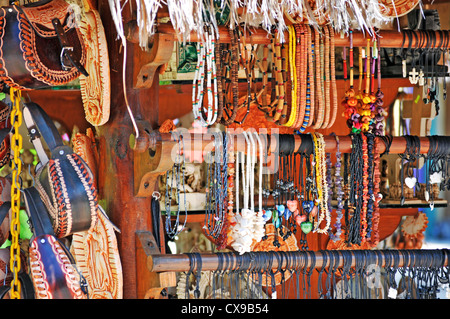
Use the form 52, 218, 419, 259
126, 20, 175, 89
130, 120, 175, 197
135, 231, 177, 299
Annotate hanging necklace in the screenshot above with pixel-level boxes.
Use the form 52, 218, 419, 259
312, 132, 330, 234
374, 34, 385, 136
164, 133, 187, 239
312, 27, 324, 129
204, 132, 225, 239
253, 132, 266, 242
284, 25, 297, 127
322, 25, 331, 129
329, 133, 344, 242
297, 25, 313, 133
369, 135, 382, 247
360, 132, 369, 242
220, 28, 239, 125
327, 25, 338, 129
306, 25, 315, 128
343, 29, 359, 132
192, 30, 218, 126
293, 24, 307, 129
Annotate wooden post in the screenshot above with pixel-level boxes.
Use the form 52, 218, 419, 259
96, 0, 160, 298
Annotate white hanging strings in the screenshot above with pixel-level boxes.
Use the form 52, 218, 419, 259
253, 131, 266, 242
108, 0, 395, 49
108, 0, 140, 139
242, 131, 251, 210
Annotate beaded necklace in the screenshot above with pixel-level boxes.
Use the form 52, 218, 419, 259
329, 133, 344, 242
307, 25, 315, 128
192, 31, 218, 126
284, 25, 297, 127
270, 30, 286, 123
164, 133, 187, 239
312, 132, 330, 234
218, 132, 232, 249
327, 25, 338, 129
192, 40, 206, 123
294, 24, 307, 130
312, 27, 324, 129
204, 132, 227, 240
343, 29, 358, 130
255, 44, 271, 116
322, 25, 331, 129
297, 25, 313, 133
280, 42, 289, 125
369, 135, 382, 247
235, 32, 254, 125
215, 42, 224, 123
220, 28, 239, 125
360, 132, 369, 242
374, 35, 385, 136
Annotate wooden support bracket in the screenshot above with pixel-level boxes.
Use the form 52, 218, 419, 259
130, 121, 176, 197
136, 231, 177, 299
126, 20, 175, 89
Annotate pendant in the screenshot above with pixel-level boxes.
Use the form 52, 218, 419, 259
284, 207, 292, 219
302, 200, 314, 214
404, 177, 417, 189
409, 68, 419, 84
294, 213, 306, 226
425, 190, 430, 202
276, 205, 285, 217
430, 172, 443, 184
286, 200, 298, 212
262, 210, 272, 222
310, 205, 318, 218
272, 210, 279, 223
418, 70, 425, 86
274, 217, 282, 228
300, 221, 313, 234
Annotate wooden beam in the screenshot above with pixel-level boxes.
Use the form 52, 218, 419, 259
97, 0, 159, 299
148, 249, 449, 273
151, 24, 450, 48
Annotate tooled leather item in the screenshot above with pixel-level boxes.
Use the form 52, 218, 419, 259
23, 187, 87, 299
0, 101, 10, 169
0, 0, 88, 89
23, 101, 98, 238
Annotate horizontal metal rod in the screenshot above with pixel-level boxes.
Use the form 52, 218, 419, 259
148, 249, 449, 272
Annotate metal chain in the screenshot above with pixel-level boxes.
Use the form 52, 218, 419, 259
9, 87, 22, 299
